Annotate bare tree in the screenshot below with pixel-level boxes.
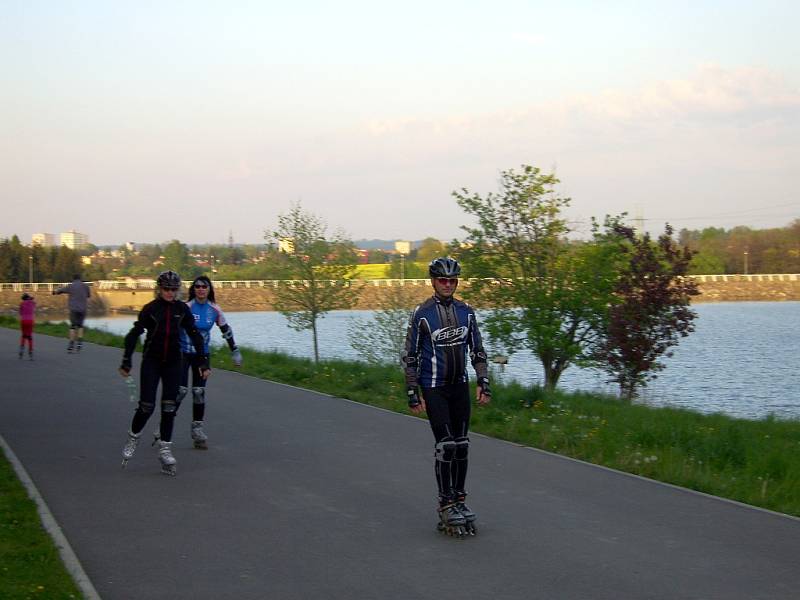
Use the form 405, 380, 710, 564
267, 203, 359, 362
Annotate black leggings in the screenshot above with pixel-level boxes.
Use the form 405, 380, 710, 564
423, 382, 471, 504
180, 354, 207, 421
130, 356, 182, 442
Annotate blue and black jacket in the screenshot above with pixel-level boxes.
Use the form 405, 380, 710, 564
403, 295, 489, 389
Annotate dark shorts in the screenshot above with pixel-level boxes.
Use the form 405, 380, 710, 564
20, 320, 34, 337
69, 311, 86, 328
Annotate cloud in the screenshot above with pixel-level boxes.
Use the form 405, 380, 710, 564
363, 64, 800, 138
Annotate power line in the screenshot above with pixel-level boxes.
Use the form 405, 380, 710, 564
642, 202, 800, 222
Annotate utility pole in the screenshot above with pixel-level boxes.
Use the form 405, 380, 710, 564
29, 254, 33, 284
743, 249, 749, 275
394, 240, 411, 282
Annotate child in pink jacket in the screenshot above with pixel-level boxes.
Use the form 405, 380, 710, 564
19, 293, 35, 360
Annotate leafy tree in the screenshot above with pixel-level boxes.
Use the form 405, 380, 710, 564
162, 240, 196, 277
366, 249, 388, 263
590, 224, 699, 400
414, 237, 446, 263
31, 244, 50, 282
453, 165, 625, 390
267, 203, 359, 362
52, 245, 82, 281
0, 236, 27, 281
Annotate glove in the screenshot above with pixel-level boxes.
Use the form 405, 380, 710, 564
407, 387, 421, 408
231, 347, 242, 367
477, 377, 491, 398
120, 358, 132, 373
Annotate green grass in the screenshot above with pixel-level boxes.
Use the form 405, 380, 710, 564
353, 264, 392, 279
0, 448, 83, 599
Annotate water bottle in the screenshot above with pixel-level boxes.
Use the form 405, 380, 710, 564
125, 375, 137, 403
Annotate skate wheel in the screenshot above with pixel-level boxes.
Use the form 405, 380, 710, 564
193, 441, 208, 450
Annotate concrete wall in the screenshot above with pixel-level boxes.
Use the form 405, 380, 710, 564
3, 277, 800, 315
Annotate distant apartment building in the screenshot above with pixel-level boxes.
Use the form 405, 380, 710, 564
32, 230, 90, 249
60, 230, 89, 250
32, 232, 58, 246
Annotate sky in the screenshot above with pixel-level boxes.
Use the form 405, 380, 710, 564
2, 0, 799, 246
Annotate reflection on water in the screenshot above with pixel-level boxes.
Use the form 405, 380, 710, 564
87, 302, 800, 420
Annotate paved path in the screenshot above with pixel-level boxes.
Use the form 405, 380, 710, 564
1, 327, 799, 600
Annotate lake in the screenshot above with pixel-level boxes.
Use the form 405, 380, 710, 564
86, 301, 800, 421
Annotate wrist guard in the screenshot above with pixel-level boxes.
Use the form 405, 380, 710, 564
231, 347, 242, 367
478, 377, 491, 397
407, 387, 421, 408
120, 358, 132, 371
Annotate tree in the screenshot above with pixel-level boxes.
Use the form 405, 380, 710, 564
347, 284, 418, 364
52, 245, 82, 281
267, 203, 359, 362
0, 236, 27, 281
453, 165, 624, 391
162, 240, 195, 277
414, 237, 446, 263
590, 224, 699, 400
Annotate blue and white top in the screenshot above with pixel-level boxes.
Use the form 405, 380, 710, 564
179, 300, 231, 355
402, 295, 489, 389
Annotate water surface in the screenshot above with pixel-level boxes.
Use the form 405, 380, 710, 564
86, 302, 800, 420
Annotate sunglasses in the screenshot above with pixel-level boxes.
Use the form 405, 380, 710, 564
436, 278, 458, 285
161, 286, 179, 292
194, 283, 209, 289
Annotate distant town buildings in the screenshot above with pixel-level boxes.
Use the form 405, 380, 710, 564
31, 233, 58, 246
31, 229, 90, 250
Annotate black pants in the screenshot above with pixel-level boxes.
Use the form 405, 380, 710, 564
423, 382, 471, 505
130, 356, 182, 442
180, 353, 207, 421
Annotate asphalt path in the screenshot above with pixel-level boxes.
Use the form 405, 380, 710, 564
1, 327, 799, 600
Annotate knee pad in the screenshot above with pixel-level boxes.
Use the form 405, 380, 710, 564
192, 387, 206, 405
434, 439, 456, 462
176, 386, 188, 404
138, 401, 156, 415
162, 399, 177, 414
455, 437, 469, 460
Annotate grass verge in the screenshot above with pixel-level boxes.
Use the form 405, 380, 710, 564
0, 446, 83, 599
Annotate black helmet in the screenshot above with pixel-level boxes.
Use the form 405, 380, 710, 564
156, 270, 181, 289
428, 257, 461, 278
21, 293, 32, 301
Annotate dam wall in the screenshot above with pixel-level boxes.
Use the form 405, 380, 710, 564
2, 275, 800, 315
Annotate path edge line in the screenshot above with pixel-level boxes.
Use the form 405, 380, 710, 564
0, 433, 102, 600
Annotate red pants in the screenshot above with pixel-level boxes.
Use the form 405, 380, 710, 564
20, 320, 34, 349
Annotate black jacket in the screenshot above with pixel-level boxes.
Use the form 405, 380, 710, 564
123, 297, 208, 368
